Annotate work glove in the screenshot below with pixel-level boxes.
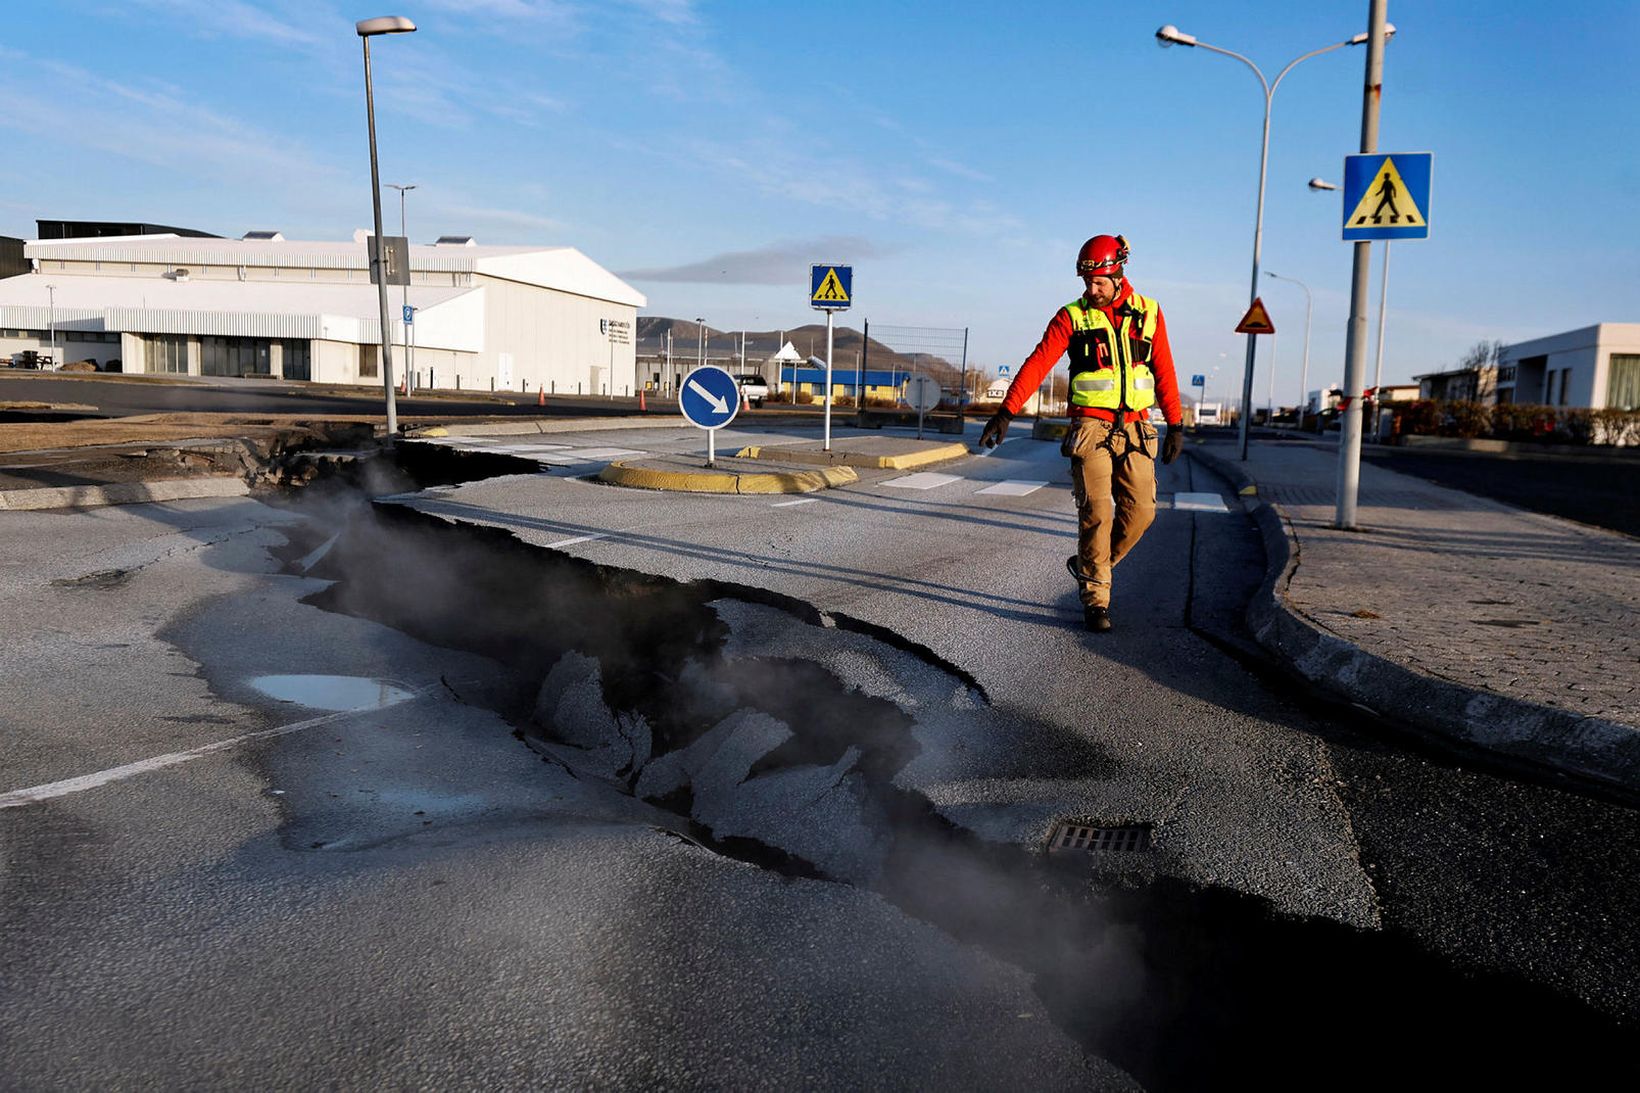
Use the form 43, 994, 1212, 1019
1161, 425, 1184, 464
979, 410, 1013, 449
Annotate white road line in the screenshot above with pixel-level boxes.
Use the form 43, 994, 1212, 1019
1171, 491, 1232, 513
0, 691, 434, 810
977, 480, 1048, 497
545, 532, 610, 547
771, 498, 818, 507
882, 472, 964, 490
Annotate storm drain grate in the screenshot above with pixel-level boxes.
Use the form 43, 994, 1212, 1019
1048, 822, 1152, 853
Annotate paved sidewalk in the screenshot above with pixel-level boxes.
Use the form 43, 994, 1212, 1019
1192, 436, 1639, 793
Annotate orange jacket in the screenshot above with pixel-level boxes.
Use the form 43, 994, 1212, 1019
1002, 281, 1183, 425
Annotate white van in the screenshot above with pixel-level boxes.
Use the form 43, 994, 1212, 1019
1196, 402, 1222, 426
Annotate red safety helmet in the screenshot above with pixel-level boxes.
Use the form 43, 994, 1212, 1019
1076, 234, 1130, 278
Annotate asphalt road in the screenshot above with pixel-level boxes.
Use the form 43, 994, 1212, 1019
2, 422, 1634, 1089
1360, 443, 1640, 536
0, 369, 678, 421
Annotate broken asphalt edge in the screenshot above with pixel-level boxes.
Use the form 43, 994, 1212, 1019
597, 460, 859, 495
0, 475, 249, 511
1188, 444, 1640, 797
733, 441, 969, 470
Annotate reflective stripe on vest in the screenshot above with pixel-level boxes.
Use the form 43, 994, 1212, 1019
1065, 292, 1160, 412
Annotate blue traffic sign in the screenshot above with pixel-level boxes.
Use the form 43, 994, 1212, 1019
403, 304, 414, 324
1342, 152, 1432, 241
1192, 374, 1206, 387
810, 264, 852, 310
679, 364, 742, 430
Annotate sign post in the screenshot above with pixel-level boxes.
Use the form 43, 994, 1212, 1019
810, 263, 853, 451
678, 364, 741, 467
906, 374, 940, 439
1336, 147, 1433, 528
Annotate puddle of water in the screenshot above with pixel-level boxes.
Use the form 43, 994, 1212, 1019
249, 674, 415, 712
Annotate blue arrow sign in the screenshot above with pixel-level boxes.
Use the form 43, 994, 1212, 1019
810, 264, 852, 310
1342, 152, 1433, 241
679, 364, 742, 430
403, 304, 414, 324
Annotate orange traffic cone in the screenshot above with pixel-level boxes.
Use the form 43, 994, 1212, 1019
742, 387, 751, 411
537, 385, 546, 407
639, 388, 648, 412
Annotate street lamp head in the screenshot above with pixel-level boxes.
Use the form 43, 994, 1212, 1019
1347, 23, 1395, 46
356, 15, 416, 36
1308, 177, 1339, 191
1155, 24, 1196, 48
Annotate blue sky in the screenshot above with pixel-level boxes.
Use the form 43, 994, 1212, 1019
3, 1, 1637, 402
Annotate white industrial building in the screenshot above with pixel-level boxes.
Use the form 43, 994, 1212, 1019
0, 232, 645, 395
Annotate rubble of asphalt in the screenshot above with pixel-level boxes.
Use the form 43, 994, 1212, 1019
264, 451, 1638, 1090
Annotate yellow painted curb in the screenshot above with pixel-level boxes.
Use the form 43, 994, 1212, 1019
1238, 485, 1258, 497
598, 461, 858, 494
416, 426, 450, 437
734, 442, 968, 470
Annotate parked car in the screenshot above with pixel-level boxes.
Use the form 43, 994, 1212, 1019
737, 374, 769, 407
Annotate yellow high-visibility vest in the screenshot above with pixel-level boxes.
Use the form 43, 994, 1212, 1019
1065, 293, 1160, 412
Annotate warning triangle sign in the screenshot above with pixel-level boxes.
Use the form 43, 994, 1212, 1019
811, 267, 850, 303
1345, 156, 1427, 228
1235, 297, 1276, 335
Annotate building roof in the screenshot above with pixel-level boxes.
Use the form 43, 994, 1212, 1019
25, 234, 646, 308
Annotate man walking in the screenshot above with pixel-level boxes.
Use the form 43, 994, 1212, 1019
980, 235, 1184, 632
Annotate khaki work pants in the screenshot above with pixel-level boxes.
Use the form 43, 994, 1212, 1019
1066, 418, 1158, 608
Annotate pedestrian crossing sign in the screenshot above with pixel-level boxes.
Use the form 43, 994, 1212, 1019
1235, 297, 1276, 335
810, 264, 852, 310
1342, 152, 1432, 241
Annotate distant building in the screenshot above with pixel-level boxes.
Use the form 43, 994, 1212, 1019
0, 231, 644, 392
1496, 323, 1640, 409
36, 219, 219, 241
1414, 364, 1497, 403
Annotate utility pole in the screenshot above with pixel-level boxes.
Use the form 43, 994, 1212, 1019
387, 183, 416, 388
1335, 0, 1389, 530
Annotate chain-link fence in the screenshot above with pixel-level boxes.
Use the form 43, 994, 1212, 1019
854, 323, 969, 410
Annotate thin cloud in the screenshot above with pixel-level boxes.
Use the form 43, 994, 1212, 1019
620, 237, 883, 284
927, 157, 994, 184
129, 0, 332, 48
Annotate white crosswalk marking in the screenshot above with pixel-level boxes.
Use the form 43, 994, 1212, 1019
977, 480, 1047, 497
1170, 491, 1231, 513
881, 472, 963, 490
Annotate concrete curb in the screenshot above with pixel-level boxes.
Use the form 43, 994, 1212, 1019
0, 475, 250, 511
413, 417, 689, 438
733, 442, 968, 470
597, 461, 858, 495
1189, 445, 1640, 795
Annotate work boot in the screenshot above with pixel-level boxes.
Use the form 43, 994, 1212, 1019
1083, 605, 1112, 633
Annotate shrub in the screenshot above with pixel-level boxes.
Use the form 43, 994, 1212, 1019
1445, 400, 1490, 438
1397, 399, 1443, 436
1592, 408, 1640, 446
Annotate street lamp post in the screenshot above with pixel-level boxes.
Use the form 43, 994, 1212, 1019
1265, 270, 1313, 429
387, 182, 416, 390
356, 15, 416, 436
1156, 21, 1391, 461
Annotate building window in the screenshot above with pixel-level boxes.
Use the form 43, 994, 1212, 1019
201, 336, 272, 377
360, 343, 378, 378
282, 339, 312, 381
1556, 369, 1570, 406
1497, 365, 1516, 383
1608, 354, 1640, 411
145, 334, 190, 375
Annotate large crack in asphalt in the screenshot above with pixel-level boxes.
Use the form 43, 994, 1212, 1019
266, 450, 1636, 1090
